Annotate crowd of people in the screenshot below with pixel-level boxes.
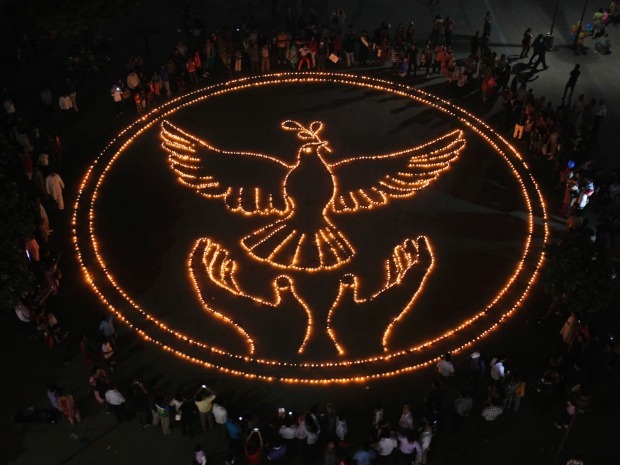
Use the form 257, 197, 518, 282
40, 334, 615, 465
3, 2, 619, 465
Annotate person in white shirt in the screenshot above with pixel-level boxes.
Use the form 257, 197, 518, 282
105, 386, 127, 422
336, 414, 348, 443
398, 404, 414, 434
279, 416, 297, 450
436, 352, 455, 378
303, 411, 321, 465
212, 398, 228, 425
373, 432, 397, 464
490, 357, 506, 383
45, 171, 65, 210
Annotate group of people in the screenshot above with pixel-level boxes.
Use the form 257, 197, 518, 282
39, 329, 611, 465
4, 2, 619, 465
106, 4, 474, 117
3, 93, 70, 354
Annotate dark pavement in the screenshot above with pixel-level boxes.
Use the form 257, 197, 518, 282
2, 1, 620, 464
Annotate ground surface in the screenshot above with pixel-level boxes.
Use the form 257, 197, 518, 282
2, 0, 620, 464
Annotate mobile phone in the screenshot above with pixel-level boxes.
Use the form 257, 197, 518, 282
201, 384, 206, 389
253, 427, 259, 432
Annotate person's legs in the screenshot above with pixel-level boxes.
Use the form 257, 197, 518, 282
161, 415, 171, 434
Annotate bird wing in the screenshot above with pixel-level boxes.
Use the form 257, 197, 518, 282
161, 120, 292, 215
329, 130, 465, 213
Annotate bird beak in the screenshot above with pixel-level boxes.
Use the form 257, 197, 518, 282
320, 141, 332, 153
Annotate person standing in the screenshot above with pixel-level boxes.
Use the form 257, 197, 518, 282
105, 385, 128, 423
436, 352, 455, 379
261, 42, 270, 74
160, 65, 171, 97
359, 31, 370, 65
592, 98, 607, 135
470, 31, 480, 57
304, 409, 321, 465
352, 442, 377, 465
562, 64, 581, 102
194, 384, 216, 431
213, 397, 229, 426
298, 42, 312, 69
444, 17, 455, 46
110, 83, 124, 117
41, 87, 53, 114
483, 12, 493, 38
530, 38, 548, 71
129, 379, 152, 427
65, 77, 79, 112
480, 400, 503, 441
101, 338, 116, 369
99, 314, 116, 346
56, 388, 82, 425
58, 94, 73, 124
153, 396, 172, 434
373, 430, 397, 465
513, 375, 526, 412
245, 428, 264, 465
344, 28, 356, 67
453, 390, 472, 433
45, 170, 65, 211
180, 393, 196, 436
397, 404, 414, 435
249, 43, 260, 74
396, 433, 421, 465
520, 28, 533, 57
3, 97, 16, 122
527, 34, 544, 65
490, 356, 506, 385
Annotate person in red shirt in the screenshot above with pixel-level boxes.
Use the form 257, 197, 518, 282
244, 429, 263, 465
186, 57, 197, 83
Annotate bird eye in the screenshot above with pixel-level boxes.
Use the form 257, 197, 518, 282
303, 147, 312, 153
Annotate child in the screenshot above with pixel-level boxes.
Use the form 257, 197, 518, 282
194, 444, 207, 465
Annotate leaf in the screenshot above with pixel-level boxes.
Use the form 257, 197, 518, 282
281, 120, 304, 131
309, 121, 323, 134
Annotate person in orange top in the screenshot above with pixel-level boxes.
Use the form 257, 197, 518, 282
186, 57, 197, 83
56, 388, 81, 425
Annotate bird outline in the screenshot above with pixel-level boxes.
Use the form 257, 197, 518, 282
161, 120, 465, 271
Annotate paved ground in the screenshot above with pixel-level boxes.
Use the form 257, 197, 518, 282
2, 0, 620, 464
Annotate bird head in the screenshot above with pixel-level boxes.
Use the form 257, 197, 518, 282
300, 140, 331, 156
282, 120, 332, 157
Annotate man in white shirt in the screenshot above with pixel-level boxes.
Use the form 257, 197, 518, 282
436, 352, 455, 378
373, 432, 397, 464
453, 390, 473, 433
105, 386, 127, 423
490, 357, 506, 384
213, 398, 228, 425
